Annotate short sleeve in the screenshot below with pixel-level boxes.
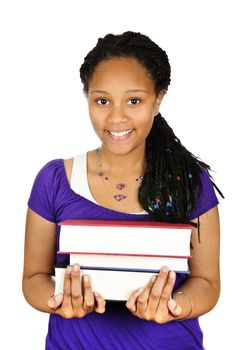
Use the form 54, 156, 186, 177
190, 166, 219, 220
27, 159, 63, 222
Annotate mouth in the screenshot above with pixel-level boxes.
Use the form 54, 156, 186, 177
106, 129, 134, 139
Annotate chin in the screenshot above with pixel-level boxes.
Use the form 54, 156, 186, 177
102, 142, 144, 156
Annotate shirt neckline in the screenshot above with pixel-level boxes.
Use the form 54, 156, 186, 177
61, 158, 149, 217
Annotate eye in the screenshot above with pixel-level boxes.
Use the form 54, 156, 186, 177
128, 98, 141, 105
96, 98, 109, 105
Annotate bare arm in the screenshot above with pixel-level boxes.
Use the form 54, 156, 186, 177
22, 208, 106, 316
22, 208, 57, 313
173, 205, 220, 320
126, 206, 220, 322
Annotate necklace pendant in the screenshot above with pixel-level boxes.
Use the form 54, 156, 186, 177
116, 183, 126, 190
113, 194, 127, 201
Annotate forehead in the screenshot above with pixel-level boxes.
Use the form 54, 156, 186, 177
89, 57, 154, 92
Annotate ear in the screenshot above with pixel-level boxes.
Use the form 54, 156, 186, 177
154, 90, 166, 116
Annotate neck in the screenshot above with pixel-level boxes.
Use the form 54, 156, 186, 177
97, 144, 146, 178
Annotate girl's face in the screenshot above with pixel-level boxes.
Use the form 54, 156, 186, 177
86, 56, 165, 155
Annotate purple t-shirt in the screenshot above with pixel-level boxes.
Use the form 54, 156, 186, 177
27, 159, 219, 350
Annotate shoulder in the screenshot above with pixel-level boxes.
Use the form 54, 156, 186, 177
33, 159, 64, 184
190, 165, 219, 220
34, 157, 77, 187
27, 157, 75, 222
37, 158, 64, 172
27, 159, 64, 222
198, 166, 218, 200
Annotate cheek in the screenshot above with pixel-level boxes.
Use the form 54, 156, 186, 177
89, 112, 106, 135
89, 107, 101, 122
142, 121, 154, 138
136, 111, 155, 132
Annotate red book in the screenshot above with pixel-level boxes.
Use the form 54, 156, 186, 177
58, 219, 192, 258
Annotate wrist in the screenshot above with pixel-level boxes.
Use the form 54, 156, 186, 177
172, 289, 193, 321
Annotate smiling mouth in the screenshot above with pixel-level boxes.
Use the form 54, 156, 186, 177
106, 129, 134, 137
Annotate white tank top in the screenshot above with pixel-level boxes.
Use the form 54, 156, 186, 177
70, 152, 147, 215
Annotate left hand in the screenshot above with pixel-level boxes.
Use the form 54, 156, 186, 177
126, 266, 182, 324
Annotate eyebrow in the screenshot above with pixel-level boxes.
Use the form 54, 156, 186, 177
90, 89, 149, 94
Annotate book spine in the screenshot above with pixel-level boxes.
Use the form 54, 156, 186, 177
58, 219, 193, 230
57, 251, 192, 259
72, 265, 190, 274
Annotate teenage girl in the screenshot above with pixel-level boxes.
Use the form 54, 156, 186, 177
23, 31, 223, 349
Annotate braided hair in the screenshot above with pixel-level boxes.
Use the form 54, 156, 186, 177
79, 31, 223, 231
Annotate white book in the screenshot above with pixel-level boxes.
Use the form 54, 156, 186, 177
58, 219, 192, 257
54, 267, 157, 301
69, 253, 190, 273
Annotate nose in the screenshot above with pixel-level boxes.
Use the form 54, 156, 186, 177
107, 104, 128, 124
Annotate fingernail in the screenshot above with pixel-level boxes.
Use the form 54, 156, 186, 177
73, 264, 80, 272
161, 266, 169, 273
137, 287, 144, 294
169, 270, 175, 279
151, 275, 157, 283
66, 265, 72, 274
169, 299, 176, 308
55, 293, 63, 302
83, 275, 89, 283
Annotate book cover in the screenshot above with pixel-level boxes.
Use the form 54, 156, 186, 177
58, 219, 192, 257
54, 267, 158, 301
68, 253, 190, 273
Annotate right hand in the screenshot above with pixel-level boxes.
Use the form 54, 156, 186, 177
47, 264, 106, 318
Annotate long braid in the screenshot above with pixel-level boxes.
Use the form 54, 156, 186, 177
79, 31, 224, 233
139, 113, 206, 223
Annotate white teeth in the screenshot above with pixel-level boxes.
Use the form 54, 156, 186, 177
109, 129, 133, 137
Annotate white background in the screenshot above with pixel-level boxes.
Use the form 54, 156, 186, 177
1, 1, 231, 349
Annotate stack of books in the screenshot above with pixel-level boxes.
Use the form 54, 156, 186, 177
54, 219, 192, 301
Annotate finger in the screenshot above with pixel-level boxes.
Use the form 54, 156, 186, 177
167, 298, 182, 317
61, 266, 74, 317
82, 275, 94, 313
71, 264, 83, 311
153, 270, 176, 322
147, 266, 170, 312
126, 287, 144, 312
136, 275, 157, 315
155, 266, 170, 293
93, 292, 106, 313
47, 293, 63, 310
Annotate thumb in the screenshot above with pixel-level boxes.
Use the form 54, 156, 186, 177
47, 293, 63, 310
167, 298, 182, 317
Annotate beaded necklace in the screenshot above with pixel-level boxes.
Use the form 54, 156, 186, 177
96, 148, 144, 201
